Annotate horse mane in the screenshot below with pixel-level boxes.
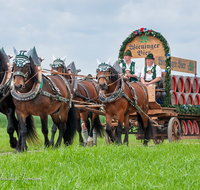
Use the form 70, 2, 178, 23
109, 65, 119, 82
0, 51, 8, 72
29, 57, 39, 84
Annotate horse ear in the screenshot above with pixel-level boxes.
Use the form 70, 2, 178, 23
106, 58, 111, 65
53, 55, 56, 61
26, 48, 32, 57
97, 59, 101, 65
13, 47, 19, 56
62, 55, 67, 63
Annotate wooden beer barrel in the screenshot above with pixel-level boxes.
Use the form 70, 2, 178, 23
193, 120, 199, 135
155, 91, 166, 102
191, 93, 200, 106
191, 77, 199, 93
176, 92, 186, 105
184, 93, 193, 105
157, 77, 165, 89
181, 120, 188, 135
184, 76, 191, 93
170, 90, 178, 105
170, 75, 179, 91
187, 120, 194, 135
177, 76, 184, 92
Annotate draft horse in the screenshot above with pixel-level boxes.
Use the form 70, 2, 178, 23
50, 58, 104, 146
11, 47, 77, 152
96, 60, 155, 145
0, 48, 19, 148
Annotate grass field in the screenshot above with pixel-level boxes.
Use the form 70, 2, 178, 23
0, 114, 200, 189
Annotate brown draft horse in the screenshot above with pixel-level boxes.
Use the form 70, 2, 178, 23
50, 61, 104, 146
0, 48, 19, 148
96, 61, 155, 145
11, 47, 77, 152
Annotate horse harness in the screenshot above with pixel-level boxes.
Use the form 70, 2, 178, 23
98, 74, 148, 117
39, 74, 73, 108
11, 73, 73, 108
74, 77, 99, 104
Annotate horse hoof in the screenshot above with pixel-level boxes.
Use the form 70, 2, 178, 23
10, 138, 18, 149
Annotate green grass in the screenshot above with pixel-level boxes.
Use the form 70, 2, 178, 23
1, 114, 200, 189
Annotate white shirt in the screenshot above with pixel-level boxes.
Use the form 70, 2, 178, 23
120, 60, 140, 78
141, 63, 161, 81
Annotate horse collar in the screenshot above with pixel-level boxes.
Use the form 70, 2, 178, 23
99, 77, 123, 103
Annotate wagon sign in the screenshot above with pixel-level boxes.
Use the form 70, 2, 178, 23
123, 34, 197, 74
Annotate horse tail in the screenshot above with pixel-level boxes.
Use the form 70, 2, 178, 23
93, 115, 104, 138
137, 113, 155, 140
63, 102, 77, 145
26, 115, 40, 144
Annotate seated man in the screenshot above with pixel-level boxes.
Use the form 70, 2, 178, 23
120, 49, 140, 82
140, 53, 161, 86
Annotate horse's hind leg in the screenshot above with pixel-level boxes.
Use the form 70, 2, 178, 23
40, 115, 50, 147
123, 115, 129, 145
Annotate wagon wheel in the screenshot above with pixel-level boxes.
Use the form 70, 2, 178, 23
168, 117, 181, 142
153, 137, 164, 145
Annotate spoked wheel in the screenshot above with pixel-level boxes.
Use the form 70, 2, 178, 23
153, 137, 164, 145
168, 117, 181, 142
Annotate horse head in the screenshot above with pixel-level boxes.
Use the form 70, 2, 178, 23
51, 55, 67, 73
13, 47, 39, 91
96, 58, 118, 90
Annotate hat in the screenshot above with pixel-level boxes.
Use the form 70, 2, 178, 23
124, 50, 132, 57
145, 53, 154, 60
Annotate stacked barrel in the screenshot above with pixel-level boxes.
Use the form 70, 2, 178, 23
156, 75, 200, 106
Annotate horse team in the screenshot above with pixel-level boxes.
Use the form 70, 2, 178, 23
0, 46, 154, 152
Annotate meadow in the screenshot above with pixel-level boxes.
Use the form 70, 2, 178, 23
0, 114, 200, 189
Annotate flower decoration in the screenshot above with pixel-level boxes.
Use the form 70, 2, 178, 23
165, 66, 171, 73
182, 104, 187, 111
166, 53, 170, 59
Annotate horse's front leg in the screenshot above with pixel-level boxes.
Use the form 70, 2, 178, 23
7, 108, 19, 148
105, 114, 116, 143
40, 115, 50, 147
15, 113, 27, 152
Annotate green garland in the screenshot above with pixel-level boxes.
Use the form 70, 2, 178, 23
118, 28, 171, 107
169, 104, 200, 115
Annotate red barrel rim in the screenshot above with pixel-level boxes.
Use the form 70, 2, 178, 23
188, 120, 194, 135
193, 77, 199, 93
171, 91, 178, 105
181, 120, 188, 135
193, 120, 199, 135
185, 77, 191, 93
171, 76, 177, 91
178, 77, 184, 92
180, 93, 186, 104
195, 94, 200, 105
188, 94, 194, 105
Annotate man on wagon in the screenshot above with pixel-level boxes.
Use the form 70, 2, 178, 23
140, 53, 161, 86
120, 49, 140, 81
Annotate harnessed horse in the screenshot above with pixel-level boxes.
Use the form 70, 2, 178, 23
96, 60, 155, 145
0, 48, 19, 148
50, 59, 104, 146
11, 47, 77, 152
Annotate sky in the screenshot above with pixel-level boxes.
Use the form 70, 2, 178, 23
0, 0, 200, 76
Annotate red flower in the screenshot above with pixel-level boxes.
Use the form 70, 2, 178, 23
140, 28, 144, 33
149, 30, 153, 32
134, 31, 138, 35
